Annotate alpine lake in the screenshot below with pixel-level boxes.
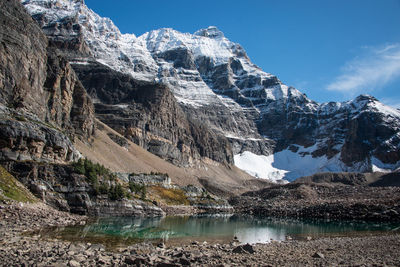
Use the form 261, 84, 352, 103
33, 214, 400, 250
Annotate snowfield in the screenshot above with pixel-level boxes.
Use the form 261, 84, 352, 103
234, 149, 337, 182
234, 148, 400, 182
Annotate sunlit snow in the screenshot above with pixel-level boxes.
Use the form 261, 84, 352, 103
235, 149, 400, 182
234, 149, 339, 182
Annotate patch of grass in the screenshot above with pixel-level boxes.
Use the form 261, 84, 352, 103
150, 186, 189, 205
15, 115, 26, 122
11, 111, 61, 132
0, 166, 36, 203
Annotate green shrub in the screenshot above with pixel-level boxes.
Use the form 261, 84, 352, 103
129, 182, 147, 200
72, 158, 126, 199
87, 170, 98, 185
98, 183, 109, 195
73, 158, 85, 175
92, 184, 99, 196
109, 184, 125, 201
109, 173, 116, 181
73, 158, 115, 185
129, 182, 146, 200
129, 182, 143, 194
140, 186, 147, 200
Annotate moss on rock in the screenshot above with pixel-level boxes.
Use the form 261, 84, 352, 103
0, 166, 37, 203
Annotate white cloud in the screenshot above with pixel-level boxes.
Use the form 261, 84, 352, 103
326, 44, 400, 95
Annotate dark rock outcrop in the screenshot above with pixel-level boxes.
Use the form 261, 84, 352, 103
370, 172, 400, 187
157, 47, 196, 70
0, 115, 80, 163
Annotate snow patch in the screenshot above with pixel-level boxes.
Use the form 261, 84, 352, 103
234, 148, 360, 182
69, 61, 90, 65
235, 148, 400, 182
114, 104, 129, 109
225, 134, 263, 141
371, 157, 400, 173
370, 101, 400, 118
233, 151, 287, 182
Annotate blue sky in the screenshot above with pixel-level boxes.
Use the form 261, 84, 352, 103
85, 0, 400, 107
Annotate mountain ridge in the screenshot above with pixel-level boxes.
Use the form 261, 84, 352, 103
20, 0, 400, 181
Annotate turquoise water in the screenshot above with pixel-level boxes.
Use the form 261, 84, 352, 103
42, 215, 400, 247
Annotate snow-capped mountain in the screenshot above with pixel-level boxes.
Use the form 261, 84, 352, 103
22, 0, 400, 181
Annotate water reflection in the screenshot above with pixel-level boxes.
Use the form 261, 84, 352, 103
44, 215, 400, 246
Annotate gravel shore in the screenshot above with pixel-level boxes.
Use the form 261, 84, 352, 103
1, 202, 400, 266
231, 183, 400, 222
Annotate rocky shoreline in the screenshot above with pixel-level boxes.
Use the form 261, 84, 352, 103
1, 201, 400, 266
231, 182, 400, 222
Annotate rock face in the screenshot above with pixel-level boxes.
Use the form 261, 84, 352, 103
2, 160, 164, 216
0, 0, 48, 115
44, 47, 95, 139
0, 0, 95, 163
0, 110, 80, 163
17, 0, 400, 180
73, 62, 233, 165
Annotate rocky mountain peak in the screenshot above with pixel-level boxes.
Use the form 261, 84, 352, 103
194, 26, 225, 39
347, 94, 400, 119
22, 0, 121, 38
20, 0, 400, 181
355, 94, 377, 101
352, 94, 379, 107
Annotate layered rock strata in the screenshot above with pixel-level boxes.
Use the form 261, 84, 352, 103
20, 0, 400, 179
0, 0, 95, 163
